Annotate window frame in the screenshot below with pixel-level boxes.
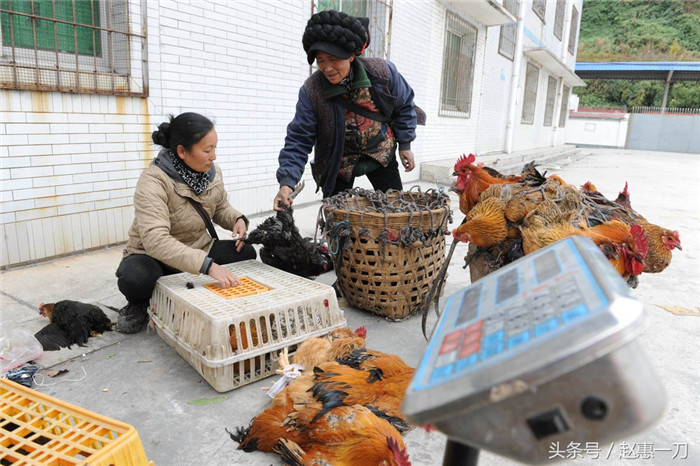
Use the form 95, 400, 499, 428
558, 85, 571, 127
0, 0, 147, 96
554, 0, 566, 40
439, 10, 478, 118
521, 62, 539, 125
532, 0, 546, 22
543, 76, 558, 127
498, 0, 518, 60
568, 5, 579, 55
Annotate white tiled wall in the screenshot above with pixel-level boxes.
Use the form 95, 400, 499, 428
1, 0, 582, 268
1, 92, 151, 266
1, 0, 310, 268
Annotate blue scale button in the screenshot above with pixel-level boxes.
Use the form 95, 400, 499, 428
534, 317, 559, 336
457, 353, 479, 371
431, 363, 454, 382
507, 330, 531, 349
481, 342, 504, 360
562, 304, 588, 323
483, 329, 505, 348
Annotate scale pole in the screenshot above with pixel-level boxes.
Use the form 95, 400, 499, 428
443, 439, 480, 466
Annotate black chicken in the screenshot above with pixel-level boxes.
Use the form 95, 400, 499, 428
245, 183, 332, 278
35, 300, 113, 351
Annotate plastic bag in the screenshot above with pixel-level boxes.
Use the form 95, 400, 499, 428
0, 322, 43, 373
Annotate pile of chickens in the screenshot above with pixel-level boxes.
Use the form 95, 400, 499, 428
451, 153, 682, 287
228, 327, 414, 465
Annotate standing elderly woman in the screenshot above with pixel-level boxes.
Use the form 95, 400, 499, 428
274, 10, 420, 210
116, 112, 256, 333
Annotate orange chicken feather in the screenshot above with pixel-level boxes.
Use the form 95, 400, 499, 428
290, 326, 367, 370
522, 214, 648, 282
452, 197, 507, 247
273, 405, 411, 466
580, 182, 681, 274
452, 153, 522, 214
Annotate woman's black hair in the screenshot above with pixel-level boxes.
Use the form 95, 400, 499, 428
151, 112, 214, 151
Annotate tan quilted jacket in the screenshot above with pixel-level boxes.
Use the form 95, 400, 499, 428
123, 163, 246, 274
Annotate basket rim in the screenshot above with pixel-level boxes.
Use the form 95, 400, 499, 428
326, 205, 448, 218
322, 191, 451, 227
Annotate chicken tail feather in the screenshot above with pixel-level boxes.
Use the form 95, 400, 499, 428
226, 426, 258, 452
274, 438, 305, 466
34, 323, 72, 351
310, 389, 348, 423
365, 368, 384, 383
365, 405, 411, 433
337, 348, 372, 369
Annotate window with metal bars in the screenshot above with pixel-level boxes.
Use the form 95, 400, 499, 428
532, 0, 546, 22
568, 5, 578, 55
315, 0, 392, 59
554, 0, 565, 40
0, 0, 146, 96
558, 85, 570, 127
440, 11, 477, 117
543, 76, 557, 126
498, 0, 518, 60
521, 62, 539, 124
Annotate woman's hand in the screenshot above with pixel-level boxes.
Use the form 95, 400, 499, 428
208, 263, 242, 288
399, 150, 415, 172
232, 217, 247, 252
273, 185, 294, 211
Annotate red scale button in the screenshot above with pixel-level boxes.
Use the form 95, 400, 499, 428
440, 329, 464, 355
459, 321, 484, 359
459, 341, 480, 359
464, 329, 481, 345
466, 321, 484, 334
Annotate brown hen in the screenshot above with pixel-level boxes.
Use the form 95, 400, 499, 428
452, 197, 508, 247
273, 405, 411, 466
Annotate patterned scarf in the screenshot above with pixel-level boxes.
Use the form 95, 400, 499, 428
168, 150, 211, 195
338, 67, 355, 93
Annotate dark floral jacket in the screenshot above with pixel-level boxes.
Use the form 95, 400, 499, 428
276, 58, 417, 197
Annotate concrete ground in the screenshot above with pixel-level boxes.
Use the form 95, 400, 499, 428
1, 148, 698, 465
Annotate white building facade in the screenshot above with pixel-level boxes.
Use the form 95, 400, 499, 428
1, 0, 583, 268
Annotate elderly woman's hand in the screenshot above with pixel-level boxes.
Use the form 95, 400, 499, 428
208, 263, 242, 288
232, 217, 247, 252
399, 150, 415, 172
274, 186, 294, 211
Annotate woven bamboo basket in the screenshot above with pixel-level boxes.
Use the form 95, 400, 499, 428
322, 189, 450, 321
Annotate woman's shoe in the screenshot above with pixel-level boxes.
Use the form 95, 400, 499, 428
116, 302, 149, 334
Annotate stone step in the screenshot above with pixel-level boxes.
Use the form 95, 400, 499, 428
420, 144, 582, 186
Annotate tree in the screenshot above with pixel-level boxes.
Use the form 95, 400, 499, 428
575, 0, 700, 108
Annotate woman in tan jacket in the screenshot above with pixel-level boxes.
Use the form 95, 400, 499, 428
116, 112, 256, 333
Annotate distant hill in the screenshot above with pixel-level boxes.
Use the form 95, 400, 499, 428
578, 0, 700, 62
575, 0, 700, 109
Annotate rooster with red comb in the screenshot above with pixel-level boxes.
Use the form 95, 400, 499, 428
451, 153, 522, 215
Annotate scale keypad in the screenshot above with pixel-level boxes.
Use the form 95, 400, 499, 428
430, 271, 596, 384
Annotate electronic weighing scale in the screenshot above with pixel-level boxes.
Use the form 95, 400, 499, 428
402, 236, 666, 465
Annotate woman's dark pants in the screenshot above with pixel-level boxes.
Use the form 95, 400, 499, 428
330, 157, 403, 196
